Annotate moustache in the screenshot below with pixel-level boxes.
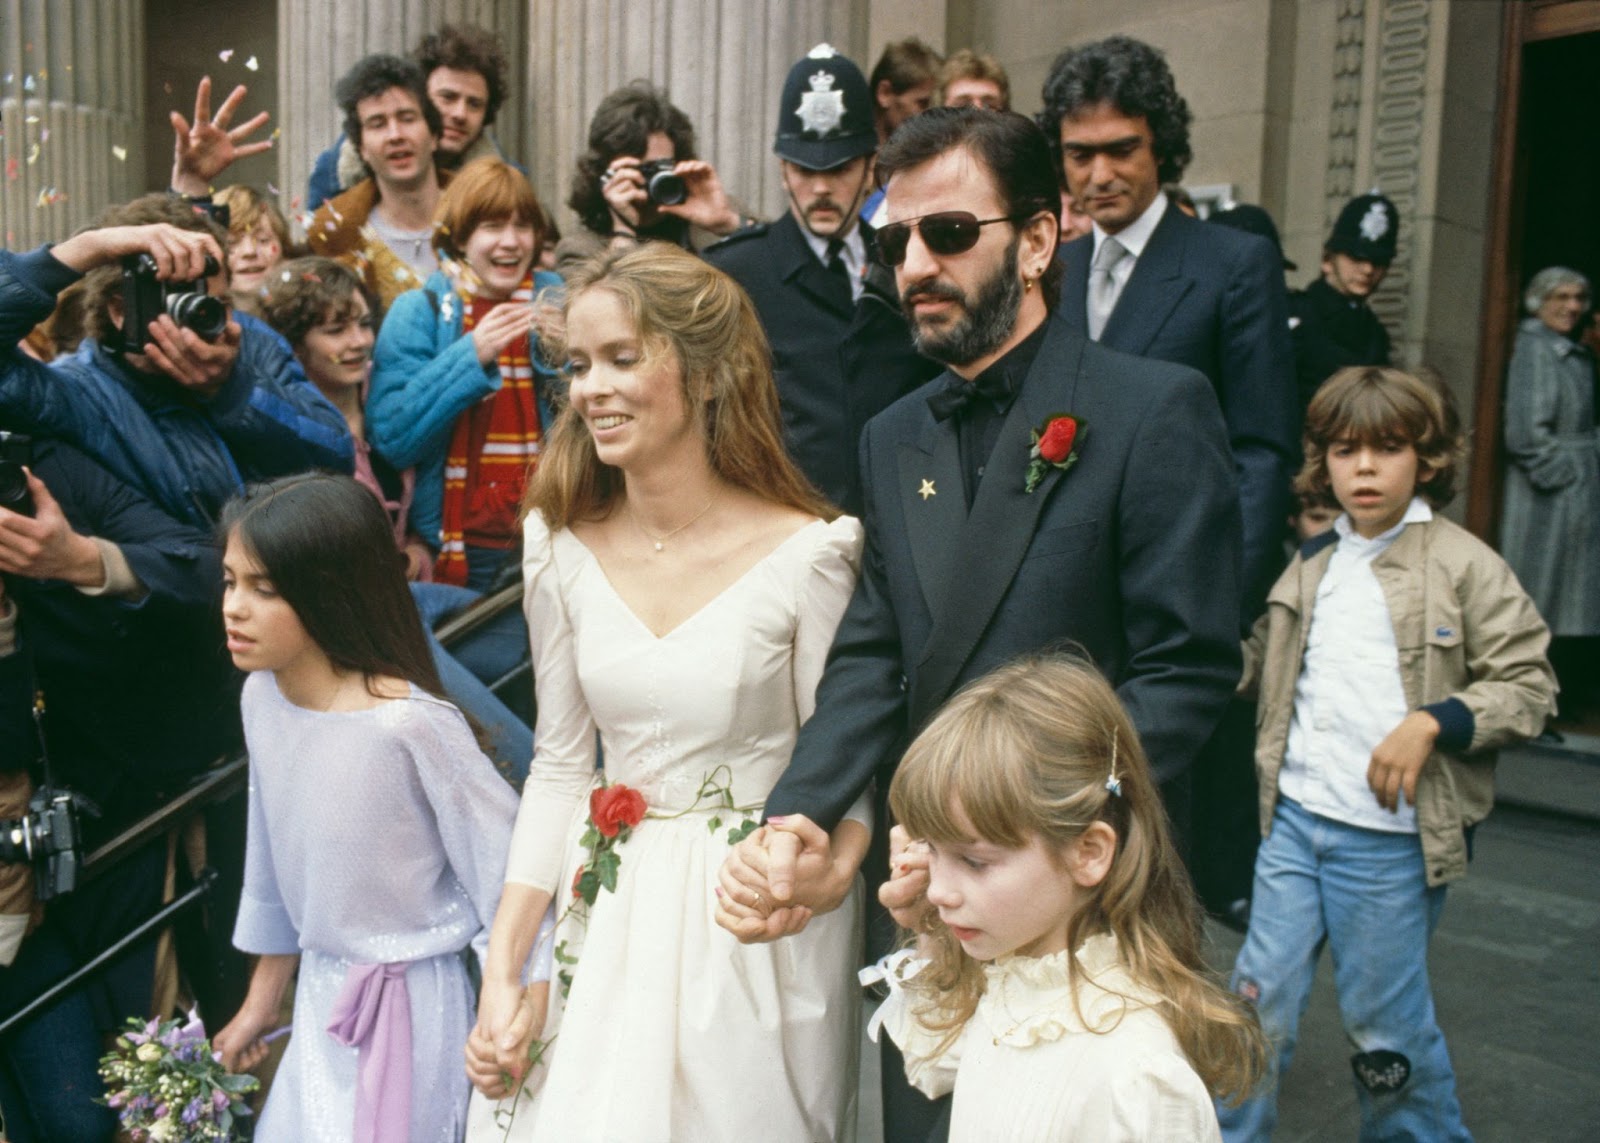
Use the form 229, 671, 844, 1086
806, 198, 843, 216
901, 280, 967, 309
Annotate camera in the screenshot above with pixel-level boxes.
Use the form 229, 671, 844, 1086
637, 159, 688, 207
0, 431, 32, 517
119, 252, 228, 353
0, 785, 97, 901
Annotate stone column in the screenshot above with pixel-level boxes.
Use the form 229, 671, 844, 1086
522, 0, 870, 230
0, 0, 145, 247
275, 0, 524, 231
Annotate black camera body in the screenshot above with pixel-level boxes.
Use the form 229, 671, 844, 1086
0, 785, 96, 901
118, 253, 228, 353
637, 159, 688, 207
0, 430, 32, 517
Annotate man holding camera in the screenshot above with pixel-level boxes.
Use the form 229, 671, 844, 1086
0, 197, 352, 530
0, 431, 236, 1139
706, 45, 936, 515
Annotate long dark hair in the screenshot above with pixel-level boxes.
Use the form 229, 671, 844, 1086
221, 473, 446, 698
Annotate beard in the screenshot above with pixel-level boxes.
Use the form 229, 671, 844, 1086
900, 236, 1024, 367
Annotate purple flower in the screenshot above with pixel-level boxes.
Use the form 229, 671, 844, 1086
182, 1097, 205, 1124
212, 1089, 229, 1110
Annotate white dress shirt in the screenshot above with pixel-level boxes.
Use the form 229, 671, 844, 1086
1279, 498, 1434, 833
1088, 190, 1168, 306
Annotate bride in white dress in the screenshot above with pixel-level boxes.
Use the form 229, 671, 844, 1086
464, 244, 871, 1142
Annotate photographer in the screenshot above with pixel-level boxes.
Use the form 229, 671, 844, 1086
0, 196, 353, 533
0, 435, 236, 1141
557, 80, 753, 271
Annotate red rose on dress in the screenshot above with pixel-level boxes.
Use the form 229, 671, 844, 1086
1038, 416, 1077, 463
571, 866, 586, 898
589, 784, 648, 839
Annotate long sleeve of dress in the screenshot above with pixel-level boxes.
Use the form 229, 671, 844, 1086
406, 697, 521, 961
233, 754, 301, 956
792, 517, 873, 830
503, 513, 599, 893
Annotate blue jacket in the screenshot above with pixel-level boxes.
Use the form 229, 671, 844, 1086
367, 269, 561, 550
0, 246, 353, 529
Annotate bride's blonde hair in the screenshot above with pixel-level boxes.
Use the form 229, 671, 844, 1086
522, 243, 834, 528
888, 653, 1266, 1102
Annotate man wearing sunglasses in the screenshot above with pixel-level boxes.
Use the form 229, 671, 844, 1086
707, 45, 936, 516
716, 107, 1243, 1143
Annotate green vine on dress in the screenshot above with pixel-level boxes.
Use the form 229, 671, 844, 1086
494, 767, 760, 1135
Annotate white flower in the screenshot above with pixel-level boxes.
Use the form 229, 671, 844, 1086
136, 1042, 164, 1063
149, 1120, 177, 1142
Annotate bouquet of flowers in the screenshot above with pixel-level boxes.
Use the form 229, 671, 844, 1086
99, 1013, 259, 1141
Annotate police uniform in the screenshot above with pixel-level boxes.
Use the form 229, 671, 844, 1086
705, 45, 936, 515
1290, 193, 1397, 412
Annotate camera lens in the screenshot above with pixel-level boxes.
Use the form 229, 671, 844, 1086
647, 170, 688, 207
166, 293, 228, 341
0, 463, 29, 512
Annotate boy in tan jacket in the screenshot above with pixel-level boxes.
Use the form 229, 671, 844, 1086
1219, 367, 1556, 1141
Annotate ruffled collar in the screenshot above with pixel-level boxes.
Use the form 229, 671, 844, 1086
978, 932, 1152, 1047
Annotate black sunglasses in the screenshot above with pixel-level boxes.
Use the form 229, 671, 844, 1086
874, 211, 1028, 267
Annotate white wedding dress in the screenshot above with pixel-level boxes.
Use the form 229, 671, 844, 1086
466, 512, 866, 1143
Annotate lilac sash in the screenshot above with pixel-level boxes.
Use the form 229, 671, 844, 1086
326, 961, 412, 1143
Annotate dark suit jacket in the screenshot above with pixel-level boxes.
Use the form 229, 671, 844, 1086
1057, 207, 1298, 621
706, 214, 939, 515
764, 314, 1244, 830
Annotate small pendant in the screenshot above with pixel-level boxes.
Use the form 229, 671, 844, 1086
654, 541, 664, 552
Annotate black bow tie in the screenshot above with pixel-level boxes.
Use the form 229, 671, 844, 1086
926, 370, 1013, 422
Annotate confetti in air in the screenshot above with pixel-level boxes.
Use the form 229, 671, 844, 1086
4, 157, 18, 181
23, 75, 35, 92
267, 181, 280, 196
38, 128, 48, 144
112, 145, 127, 161
24, 115, 38, 124
218, 49, 234, 62
26, 143, 39, 165
245, 56, 259, 72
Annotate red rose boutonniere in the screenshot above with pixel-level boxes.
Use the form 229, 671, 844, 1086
1025, 413, 1083, 493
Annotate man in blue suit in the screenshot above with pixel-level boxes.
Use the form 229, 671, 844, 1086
1041, 36, 1299, 918
1041, 35, 1297, 619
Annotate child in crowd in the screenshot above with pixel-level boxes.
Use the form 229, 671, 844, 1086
260, 258, 533, 775
871, 654, 1265, 1141
1220, 367, 1557, 1140
1289, 490, 1339, 545
211, 473, 523, 1140
215, 185, 294, 316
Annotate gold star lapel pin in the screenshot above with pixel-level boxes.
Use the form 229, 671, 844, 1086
918, 479, 936, 501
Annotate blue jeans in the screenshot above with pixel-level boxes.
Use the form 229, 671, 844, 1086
1219, 797, 1470, 1142
411, 582, 532, 783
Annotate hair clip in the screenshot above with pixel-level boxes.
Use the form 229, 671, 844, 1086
1104, 727, 1123, 798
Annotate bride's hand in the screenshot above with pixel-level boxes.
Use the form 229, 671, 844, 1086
468, 977, 548, 1097
714, 827, 811, 944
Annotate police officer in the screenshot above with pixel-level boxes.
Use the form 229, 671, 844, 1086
707, 44, 936, 515
1290, 191, 1398, 413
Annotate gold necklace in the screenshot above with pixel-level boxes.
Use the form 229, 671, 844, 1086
629, 497, 714, 552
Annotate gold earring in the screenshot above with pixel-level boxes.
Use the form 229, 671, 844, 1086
1025, 276, 1034, 293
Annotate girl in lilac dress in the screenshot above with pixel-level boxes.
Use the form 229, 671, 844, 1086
211, 474, 524, 1142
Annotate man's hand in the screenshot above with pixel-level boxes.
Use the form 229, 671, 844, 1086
714, 815, 866, 944
170, 76, 272, 196
0, 471, 104, 587
140, 316, 242, 396
470, 303, 536, 367
50, 223, 224, 279
879, 825, 934, 932
659, 160, 742, 236
600, 157, 650, 235
715, 825, 814, 944
1368, 709, 1440, 812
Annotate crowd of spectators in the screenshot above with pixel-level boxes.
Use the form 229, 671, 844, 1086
0, 21, 1588, 1143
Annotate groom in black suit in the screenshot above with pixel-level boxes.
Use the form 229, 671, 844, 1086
715, 108, 1243, 1141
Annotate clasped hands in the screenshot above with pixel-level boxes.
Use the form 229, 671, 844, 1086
713, 815, 866, 943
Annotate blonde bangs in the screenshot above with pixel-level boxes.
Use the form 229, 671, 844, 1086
893, 692, 1041, 850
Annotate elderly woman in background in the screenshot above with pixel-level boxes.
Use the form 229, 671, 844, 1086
214, 185, 294, 315
1501, 266, 1600, 713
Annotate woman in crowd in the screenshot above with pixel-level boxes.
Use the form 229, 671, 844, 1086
556, 81, 746, 271
1500, 266, 1600, 713
260, 256, 531, 774
464, 244, 870, 1141
368, 157, 560, 591
214, 185, 293, 316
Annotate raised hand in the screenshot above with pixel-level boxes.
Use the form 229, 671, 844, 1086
879, 824, 933, 932
470, 302, 536, 367
170, 76, 273, 195
658, 160, 742, 237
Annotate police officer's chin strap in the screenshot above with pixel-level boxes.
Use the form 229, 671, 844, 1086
786, 158, 874, 245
